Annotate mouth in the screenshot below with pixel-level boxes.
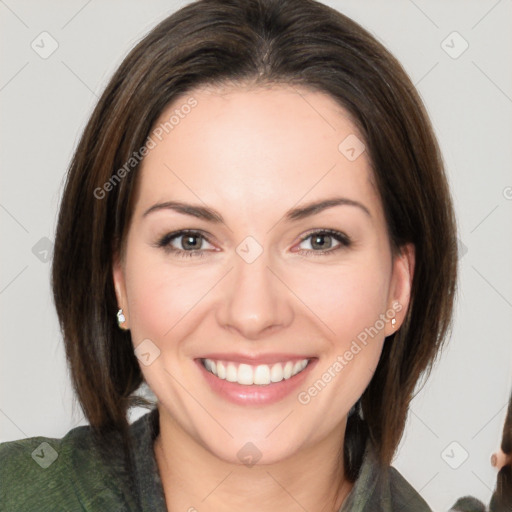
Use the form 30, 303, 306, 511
195, 354, 318, 406
200, 357, 311, 386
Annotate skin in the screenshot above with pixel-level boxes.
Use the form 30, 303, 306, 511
491, 448, 512, 470
113, 83, 415, 512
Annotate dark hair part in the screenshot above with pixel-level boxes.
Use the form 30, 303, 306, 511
52, 0, 457, 481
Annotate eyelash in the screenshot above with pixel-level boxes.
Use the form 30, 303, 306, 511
155, 229, 351, 259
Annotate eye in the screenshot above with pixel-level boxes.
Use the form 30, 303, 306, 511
295, 229, 351, 256
155, 230, 215, 258
155, 228, 351, 259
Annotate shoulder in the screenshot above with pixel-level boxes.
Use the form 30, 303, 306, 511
359, 463, 432, 511
341, 439, 433, 511
0, 424, 136, 512
386, 465, 432, 511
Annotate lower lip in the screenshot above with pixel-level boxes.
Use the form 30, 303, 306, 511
195, 358, 317, 406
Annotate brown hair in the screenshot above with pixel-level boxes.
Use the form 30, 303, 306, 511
51, 0, 458, 481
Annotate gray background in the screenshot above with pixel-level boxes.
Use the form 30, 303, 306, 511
1, 0, 511, 510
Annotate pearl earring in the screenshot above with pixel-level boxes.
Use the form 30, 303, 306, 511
117, 308, 128, 329
391, 318, 397, 328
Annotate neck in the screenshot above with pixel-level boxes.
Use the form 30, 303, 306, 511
153, 407, 354, 512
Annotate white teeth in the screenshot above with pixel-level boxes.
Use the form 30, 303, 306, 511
283, 361, 293, 379
216, 361, 226, 379
202, 358, 310, 386
293, 360, 304, 375
254, 364, 270, 385
238, 364, 253, 385
226, 363, 237, 382
204, 358, 216, 375
270, 363, 283, 383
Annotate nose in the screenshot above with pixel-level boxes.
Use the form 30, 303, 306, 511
216, 246, 294, 340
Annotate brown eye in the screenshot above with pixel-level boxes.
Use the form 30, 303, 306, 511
296, 230, 351, 256
156, 230, 214, 258
179, 233, 203, 250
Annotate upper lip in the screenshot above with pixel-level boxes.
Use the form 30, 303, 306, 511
198, 353, 315, 365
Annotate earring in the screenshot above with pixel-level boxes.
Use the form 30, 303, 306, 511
117, 308, 128, 330
391, 318, 397, 329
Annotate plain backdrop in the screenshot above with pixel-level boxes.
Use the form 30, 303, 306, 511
1, 1, 511, 510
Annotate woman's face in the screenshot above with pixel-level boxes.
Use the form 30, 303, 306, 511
113, 84, 414, 464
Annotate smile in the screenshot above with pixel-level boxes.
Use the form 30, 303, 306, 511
201, 358, 310, 386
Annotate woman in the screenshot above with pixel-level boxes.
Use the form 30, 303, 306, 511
0, 0, 457, 510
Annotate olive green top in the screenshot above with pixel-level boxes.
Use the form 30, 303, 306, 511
0, 407, 432, 511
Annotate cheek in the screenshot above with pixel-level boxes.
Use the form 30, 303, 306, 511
293, 261, 391, 412
123, 245, 217, 342
292, 257, 391, 345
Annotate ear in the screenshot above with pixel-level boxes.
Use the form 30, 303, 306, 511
384, 243, 415, 336
112, 250, 130, 329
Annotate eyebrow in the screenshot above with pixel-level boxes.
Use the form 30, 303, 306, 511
142, 197, 371, 223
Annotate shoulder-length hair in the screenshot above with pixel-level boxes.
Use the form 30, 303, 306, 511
52, 0, 458, 480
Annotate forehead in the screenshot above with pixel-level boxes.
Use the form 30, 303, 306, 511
134, 83, 381, 221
